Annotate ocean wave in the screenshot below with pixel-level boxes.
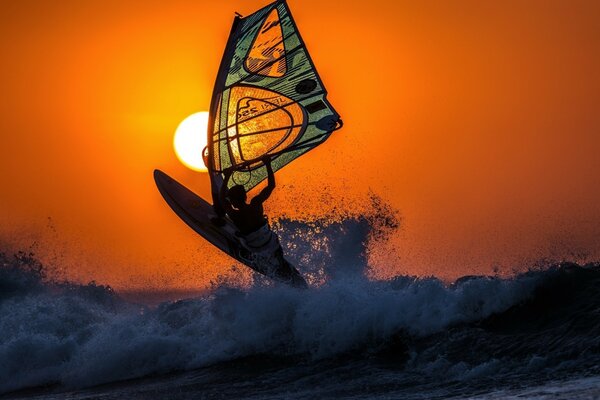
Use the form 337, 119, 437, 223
3, 248, 599, 395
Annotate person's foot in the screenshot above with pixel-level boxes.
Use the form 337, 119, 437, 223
210, 216, 226, 227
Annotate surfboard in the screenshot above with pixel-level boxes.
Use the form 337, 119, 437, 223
154, 169, 307, 288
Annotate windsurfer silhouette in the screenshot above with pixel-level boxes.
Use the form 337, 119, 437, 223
220, 155, 274, 234
217, 156, 285, 268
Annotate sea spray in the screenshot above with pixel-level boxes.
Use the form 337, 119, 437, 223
1, 250, 576, 394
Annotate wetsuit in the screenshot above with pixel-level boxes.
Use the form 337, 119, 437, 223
220, 158, 275, 236
224, 200, 268, 235
221, 160, 282, 267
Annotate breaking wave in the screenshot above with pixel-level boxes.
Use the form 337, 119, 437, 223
2, 247, 600, 395
2, 200, 600, 396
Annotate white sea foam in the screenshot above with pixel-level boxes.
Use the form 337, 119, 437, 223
0, 208, 550, 394
0, 251, 540, 394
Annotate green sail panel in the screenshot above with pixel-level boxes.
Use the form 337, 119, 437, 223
207, 0, 342, 196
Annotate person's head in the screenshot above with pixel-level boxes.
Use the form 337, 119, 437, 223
227, 185, 247, 207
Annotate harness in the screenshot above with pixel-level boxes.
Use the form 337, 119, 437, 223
237, 222, 283, 273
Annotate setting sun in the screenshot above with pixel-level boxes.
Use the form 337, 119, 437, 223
173, 111, 209, 172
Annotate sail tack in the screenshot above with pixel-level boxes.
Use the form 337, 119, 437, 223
207, 0, 342, 194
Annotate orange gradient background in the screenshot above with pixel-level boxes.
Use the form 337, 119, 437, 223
1, 0, 599, 290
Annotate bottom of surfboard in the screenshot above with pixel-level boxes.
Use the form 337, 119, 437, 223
153, 169, 307, 289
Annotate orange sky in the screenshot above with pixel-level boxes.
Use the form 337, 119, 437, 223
1, 0, 599, 290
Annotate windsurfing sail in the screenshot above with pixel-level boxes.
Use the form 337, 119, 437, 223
206, 0, 342, 203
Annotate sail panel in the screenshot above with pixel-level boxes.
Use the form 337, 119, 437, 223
208, 0, 341, 197
245, 8, 287, 77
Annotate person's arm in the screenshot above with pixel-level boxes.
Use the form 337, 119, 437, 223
211, 169, 226, 217
252, 156, 275, 204
219, 168, 234, 213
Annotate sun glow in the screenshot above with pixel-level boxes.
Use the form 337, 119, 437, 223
173, 111, 209, 172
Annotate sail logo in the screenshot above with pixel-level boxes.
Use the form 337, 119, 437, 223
237, 96, 288, 119
227, 86, 304, 164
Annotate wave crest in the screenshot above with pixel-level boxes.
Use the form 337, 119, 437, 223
4, 251, 596, 394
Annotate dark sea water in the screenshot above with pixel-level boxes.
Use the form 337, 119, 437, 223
2, 248, 600, 400
2, 208, 600, 399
